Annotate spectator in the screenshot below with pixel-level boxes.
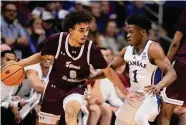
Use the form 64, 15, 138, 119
99, 20, 120, 54
24, 17, 45, 57
42, 11, 57, 38
1, 50, 27, 125
1, 2, 28, 59
88, 18, 102, 46
116, 23, 129, 50
126, 1, 145, 16
16, 1, 32, 27
91, 2, 110, 33
13, 56, 53, 125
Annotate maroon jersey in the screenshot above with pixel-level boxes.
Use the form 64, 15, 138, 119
175, 9, 186, 66
41, 32, 107, 85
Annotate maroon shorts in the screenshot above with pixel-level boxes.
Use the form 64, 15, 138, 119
40, 82, 85, 115
162, 61, 186, 106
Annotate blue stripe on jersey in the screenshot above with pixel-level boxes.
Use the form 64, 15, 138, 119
153, 67, 163, 109
153, 67, 163, 85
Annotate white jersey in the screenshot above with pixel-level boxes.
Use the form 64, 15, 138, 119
124, 40, 157, 93
13, 63, 50, 99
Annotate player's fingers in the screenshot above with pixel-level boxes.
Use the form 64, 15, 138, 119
144, 87, 152, 92
148, 87, 156, 94
144, 85, 152, 88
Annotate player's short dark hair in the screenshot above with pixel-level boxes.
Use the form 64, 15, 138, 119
126, 15, 152, 31
62, 10, 93, 32
1, 50, 16, 58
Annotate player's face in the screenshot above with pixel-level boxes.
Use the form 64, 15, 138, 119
42, 55, 54, 68
2, 53, 17, 65
127, 25, 143, 46
70, 22, 90, 45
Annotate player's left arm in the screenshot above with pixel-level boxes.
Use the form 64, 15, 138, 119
145, 42, 177, 94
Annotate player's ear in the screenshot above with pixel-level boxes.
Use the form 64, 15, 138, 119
69, 28, 73, 34
141, 29, 146, 35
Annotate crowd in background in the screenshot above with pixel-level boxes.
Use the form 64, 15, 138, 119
1, 1, 186, 125
2, 1, 186, 58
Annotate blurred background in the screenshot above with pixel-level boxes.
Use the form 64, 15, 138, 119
1, 1, 186, 125
1, 0, 186, 59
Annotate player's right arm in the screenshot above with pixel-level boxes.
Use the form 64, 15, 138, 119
18, 53, 50, 67
18, 33, 60, 67
18, 53, 53, 67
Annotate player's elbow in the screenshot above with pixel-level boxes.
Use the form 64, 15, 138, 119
35, 85, 45, 93
171, 68, 177, 84
103, 67, 112, 76
32, 84, 45, 93
171, 40, 180, 49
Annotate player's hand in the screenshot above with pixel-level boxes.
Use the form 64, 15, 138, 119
19, 99, 27, 107
76, 76, 95, 86
9, 104, 21, 123
144, 84, 162, 94
12, 96, 22, 101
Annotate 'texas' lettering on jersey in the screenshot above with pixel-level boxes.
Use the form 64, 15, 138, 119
66, 61, 80, 69
127, 60, 147, 68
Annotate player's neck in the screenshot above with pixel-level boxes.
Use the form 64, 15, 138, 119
69, 35, 81, 47
135, 37, 148, 53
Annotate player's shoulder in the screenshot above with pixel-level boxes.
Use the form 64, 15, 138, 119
48, 32, 69, 40
49, 32, 60, 39
24, 63, 41, 72
148, 41, 165, 58
88, 39, 99, 50
149, 41, 162, 52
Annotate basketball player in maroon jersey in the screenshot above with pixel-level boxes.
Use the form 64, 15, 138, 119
17, 10, 129, 125
159, 9, 186, 125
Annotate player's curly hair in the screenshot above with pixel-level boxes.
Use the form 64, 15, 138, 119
63, 10, 93, 32
126, 15, 152, 31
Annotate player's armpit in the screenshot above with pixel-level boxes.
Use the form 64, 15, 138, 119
149, 42, 177, 89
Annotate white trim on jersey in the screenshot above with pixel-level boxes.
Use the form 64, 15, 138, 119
161, 88, 184, 106
55, 32, 63, 59
65, 34, 85, 60
87, 40, 93, 65
38, 111, 60, 124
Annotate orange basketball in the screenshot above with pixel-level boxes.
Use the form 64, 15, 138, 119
1, 64, 25, 86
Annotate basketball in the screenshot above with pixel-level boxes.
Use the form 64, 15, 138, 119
1, 64, 25, 86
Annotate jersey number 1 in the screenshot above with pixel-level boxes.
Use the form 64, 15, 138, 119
133, 70, 138, 83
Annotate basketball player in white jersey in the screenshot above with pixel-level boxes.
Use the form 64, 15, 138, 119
89, 15, 177, 125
